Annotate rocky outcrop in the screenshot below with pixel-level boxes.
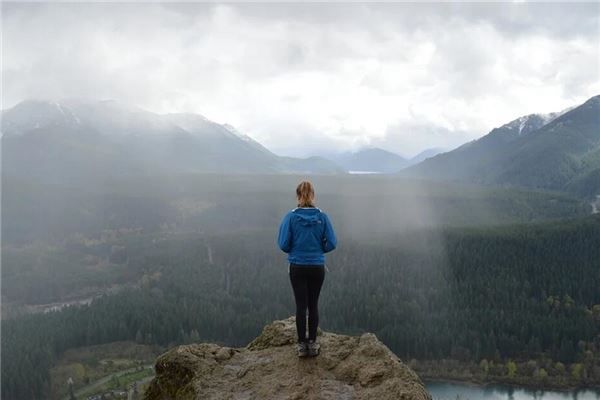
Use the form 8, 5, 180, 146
144, 316, 432, 400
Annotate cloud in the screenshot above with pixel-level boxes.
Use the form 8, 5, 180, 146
2, 2, 599, 157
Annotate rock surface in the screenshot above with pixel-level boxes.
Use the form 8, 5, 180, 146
144, 316, 432, 400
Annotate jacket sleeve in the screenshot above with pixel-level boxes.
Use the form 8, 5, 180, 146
277, 213, 293, 253
321, 213, 337, 253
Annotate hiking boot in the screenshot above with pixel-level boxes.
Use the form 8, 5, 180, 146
296, 341, 308, 357
307, 340, 320, 357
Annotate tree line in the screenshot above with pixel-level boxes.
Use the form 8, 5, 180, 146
2, 216, 600, 399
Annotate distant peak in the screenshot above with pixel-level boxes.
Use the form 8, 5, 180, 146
223, 123, 254, 143
1, 98, 82, 135
583, 94, 600, 106
165, 111, 210, 122
222, 123, 241, 134
343, 147, 405, 158
500, 105, 573, 136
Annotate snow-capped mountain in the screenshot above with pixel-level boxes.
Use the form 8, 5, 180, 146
404, 95, 600, 196
1, 98, 343, 184
499, 106, 574, 137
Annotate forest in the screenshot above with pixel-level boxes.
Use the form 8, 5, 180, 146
2, 214, 599, 399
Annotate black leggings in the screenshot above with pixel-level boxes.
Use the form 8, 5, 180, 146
289, 263, 325, 343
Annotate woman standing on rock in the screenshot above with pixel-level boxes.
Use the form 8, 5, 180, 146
277, 180, 337, 357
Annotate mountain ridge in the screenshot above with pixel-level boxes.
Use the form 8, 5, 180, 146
326, 147, 409, 173
4, 96, 597, 185
1, 98, 344, 181
404, 95, 600, 197
322, 147, 445, 173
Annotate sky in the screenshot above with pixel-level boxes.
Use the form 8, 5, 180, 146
2, 2, 599, 158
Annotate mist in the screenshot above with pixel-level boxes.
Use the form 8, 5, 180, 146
3, 2, 599, 157
2, 2, 600, 399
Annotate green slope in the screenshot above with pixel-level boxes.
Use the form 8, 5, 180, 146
406, 95, 600, 197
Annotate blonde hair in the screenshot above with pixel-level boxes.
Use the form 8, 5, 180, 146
296, 181, 315, 207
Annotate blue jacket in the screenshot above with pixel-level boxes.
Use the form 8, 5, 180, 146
277, 206, 337, 265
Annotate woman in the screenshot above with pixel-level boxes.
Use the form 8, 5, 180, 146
277, 180, 337, 357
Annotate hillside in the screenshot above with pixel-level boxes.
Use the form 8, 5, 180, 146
144, 316, 432, 400
323, 148, 446, 174
327, 147, 409, 173
405, 95, 600, 197
0, 98, 343, 183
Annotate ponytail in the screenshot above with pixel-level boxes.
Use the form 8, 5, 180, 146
296, 181, 315, 207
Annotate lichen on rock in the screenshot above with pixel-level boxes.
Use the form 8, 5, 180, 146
144, 316, 432, 400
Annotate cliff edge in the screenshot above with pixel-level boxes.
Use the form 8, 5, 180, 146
144, 316, 432, 400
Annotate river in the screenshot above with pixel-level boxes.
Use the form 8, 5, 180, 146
591, 195, 600, 214
426, 380, 600, 400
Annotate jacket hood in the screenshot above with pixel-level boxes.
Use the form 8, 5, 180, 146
292, 207, 322, 227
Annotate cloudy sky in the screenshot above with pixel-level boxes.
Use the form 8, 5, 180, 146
2, 2, 599, 158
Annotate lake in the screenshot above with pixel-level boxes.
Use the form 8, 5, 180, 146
426, 380, 600, 400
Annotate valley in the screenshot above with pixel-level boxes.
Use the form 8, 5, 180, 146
2, 95, 599, 400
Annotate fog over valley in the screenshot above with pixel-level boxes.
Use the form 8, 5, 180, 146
1, 2, 599, 400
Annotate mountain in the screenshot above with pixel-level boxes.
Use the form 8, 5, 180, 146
404, 95, 600, 197
322, 147, 445, 173
328, 147, 409, 173
144, 316, 432, 400
407, 147, 445, 165
1, 98, 343, 184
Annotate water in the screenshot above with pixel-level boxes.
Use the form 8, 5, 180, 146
426, 380, 600, 400
347, 170, 381, 174
591, 194, 600, 214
